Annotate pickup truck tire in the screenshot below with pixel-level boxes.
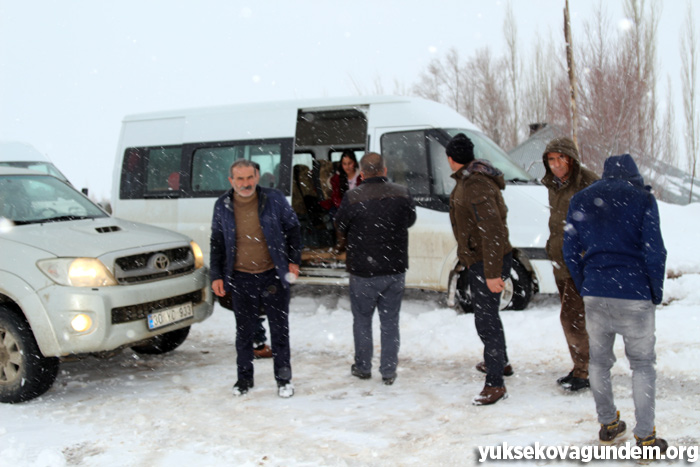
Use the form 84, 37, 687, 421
0, 307, 60, 403
130, 326, 190, 355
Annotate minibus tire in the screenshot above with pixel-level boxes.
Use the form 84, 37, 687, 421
131, 326, 191, 355
505, 258, 533, 310
455, 258, 532, 313
455, 273, 474, 313
0, 307, 60, 403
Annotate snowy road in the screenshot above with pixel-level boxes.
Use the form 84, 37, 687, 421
2, 284, 699, 466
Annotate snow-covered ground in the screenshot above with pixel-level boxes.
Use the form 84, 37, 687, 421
2, 202, 699, 467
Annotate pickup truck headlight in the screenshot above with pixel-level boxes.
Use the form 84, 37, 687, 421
191, 241, 204, 269
38, 258, 118, 287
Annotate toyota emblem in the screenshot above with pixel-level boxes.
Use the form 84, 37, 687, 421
152, 253, 170, 270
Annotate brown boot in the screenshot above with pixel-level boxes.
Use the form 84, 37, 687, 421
253, 344, 273, 359
472, 385, 508, 406
475, 361, 514, 376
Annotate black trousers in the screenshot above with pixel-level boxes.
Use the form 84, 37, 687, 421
229, 269, 291, 383
468, 252, 512, 387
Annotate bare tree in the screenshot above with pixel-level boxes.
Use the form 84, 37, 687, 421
662, 76, 678, 168
546, 0, 664, 180
413, 49, 466, 113
681, 0, 698, 200
409, 0, 675, 198
503, 1, 520, 149
470, 48, 511, 147
564, 0, 581, 155
622, 0, 662, 177
522, 32, 562, 128
412, 47, 511, 147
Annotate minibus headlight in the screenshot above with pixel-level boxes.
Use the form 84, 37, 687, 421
38, 258, 118, 287
190, 241, 205, 269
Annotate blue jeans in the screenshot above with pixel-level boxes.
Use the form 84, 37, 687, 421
349, 273, 405, 379
229, 269, 292, 384
584, 296, 657, 438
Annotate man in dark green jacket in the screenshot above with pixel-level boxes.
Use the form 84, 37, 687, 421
542, 136, 599, 392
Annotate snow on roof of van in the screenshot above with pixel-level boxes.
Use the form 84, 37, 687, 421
0, 165, 49, 176
122, 95, 460, 121
0, 141, 51, 163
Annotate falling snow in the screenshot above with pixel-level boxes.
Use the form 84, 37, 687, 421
1, 201, 699, 466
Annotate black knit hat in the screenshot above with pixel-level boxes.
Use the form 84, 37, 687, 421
446, 133, 475, 165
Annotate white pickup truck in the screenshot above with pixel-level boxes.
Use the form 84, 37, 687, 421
0, 166, 213, 403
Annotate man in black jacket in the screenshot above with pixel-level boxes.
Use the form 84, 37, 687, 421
334, 152, 416, 385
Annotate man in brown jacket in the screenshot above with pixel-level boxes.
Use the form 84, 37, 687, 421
447, 133, 513, 406
542, 136, 599, 391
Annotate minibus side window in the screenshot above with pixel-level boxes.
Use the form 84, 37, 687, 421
147, 147, 182, 192
119, 146, 182, 199
380, 131, 430, 196
119, 148, 145, 199
191, 143, 283, 193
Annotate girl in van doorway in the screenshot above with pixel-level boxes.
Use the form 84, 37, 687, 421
328, 150, 363, 210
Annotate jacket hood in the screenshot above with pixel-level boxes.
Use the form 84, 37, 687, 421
541, 137, 584, 187
602, 154, 645, 187
452, 159, 506, 190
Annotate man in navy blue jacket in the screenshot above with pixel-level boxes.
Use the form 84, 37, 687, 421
210, 159, 301, 398
563, 154, 667, 456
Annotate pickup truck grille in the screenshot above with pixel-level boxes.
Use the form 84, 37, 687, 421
111, 290, 203, 324
114, 247, 194, 284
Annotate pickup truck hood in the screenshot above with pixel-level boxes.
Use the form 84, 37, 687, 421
2, 217, 190, 258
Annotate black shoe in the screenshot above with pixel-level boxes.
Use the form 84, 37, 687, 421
351, 364, 371, 380
382, 376, 396, 386
557, 371, 574, 386
599, 411, 627, 443
635, 430, 668, 459
232, 379, 254, 396
562, 377, 590, 392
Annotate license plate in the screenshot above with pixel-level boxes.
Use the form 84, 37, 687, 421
147, 302, 194, 330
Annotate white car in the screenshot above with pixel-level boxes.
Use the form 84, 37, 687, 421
0, 167, 214, 403
0, 141, 70, 183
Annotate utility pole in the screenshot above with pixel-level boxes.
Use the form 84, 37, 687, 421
564, 0, 581, 160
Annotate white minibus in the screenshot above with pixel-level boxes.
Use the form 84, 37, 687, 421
111, 96, 555, 311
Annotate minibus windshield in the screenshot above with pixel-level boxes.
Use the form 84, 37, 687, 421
430, 129, 535, 197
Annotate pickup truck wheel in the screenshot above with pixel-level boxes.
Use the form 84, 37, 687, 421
131, 326, 190, 355
0, 308, 59, 403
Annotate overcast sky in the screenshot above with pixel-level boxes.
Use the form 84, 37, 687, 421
0, 0, 690, 200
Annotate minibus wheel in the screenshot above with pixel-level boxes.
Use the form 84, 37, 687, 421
455, 258, 533, 313
0, 307, 60, 403
131, 326, 191, 355
505, 258, 533, 310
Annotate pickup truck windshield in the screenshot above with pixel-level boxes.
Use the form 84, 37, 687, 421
0, 174, 107, 224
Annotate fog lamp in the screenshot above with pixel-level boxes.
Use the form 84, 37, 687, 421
71, 314, 92, 333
